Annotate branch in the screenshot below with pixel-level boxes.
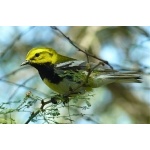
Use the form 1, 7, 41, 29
25, 99, 52, 124
50, 26, 113, 69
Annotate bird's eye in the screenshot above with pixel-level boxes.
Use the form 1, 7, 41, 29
35, 53, 40, 57
49, 53, 53, 57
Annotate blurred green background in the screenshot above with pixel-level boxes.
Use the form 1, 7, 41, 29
0, 26, 150, 124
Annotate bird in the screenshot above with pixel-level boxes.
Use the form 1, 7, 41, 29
21, 47, 142, 96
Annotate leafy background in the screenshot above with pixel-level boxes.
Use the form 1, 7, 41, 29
0, 26, 150, 124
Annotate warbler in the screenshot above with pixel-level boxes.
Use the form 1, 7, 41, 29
21, 47, 141, 95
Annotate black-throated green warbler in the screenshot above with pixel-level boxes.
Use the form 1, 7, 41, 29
21, 47, 141, 95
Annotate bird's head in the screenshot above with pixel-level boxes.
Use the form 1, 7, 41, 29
21, 47, 58, 66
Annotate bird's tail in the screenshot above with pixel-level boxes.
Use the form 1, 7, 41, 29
93, 71, 142, 87
105, 74, 142, 83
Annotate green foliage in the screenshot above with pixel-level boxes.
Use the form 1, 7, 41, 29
0, 89, 92, 124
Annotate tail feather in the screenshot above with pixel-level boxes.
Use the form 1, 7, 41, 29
105, 75, 142, 83
95, 72, 142, 86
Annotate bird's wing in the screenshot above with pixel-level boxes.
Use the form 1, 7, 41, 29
54, 60, 142, 85
55, 60, 115, 73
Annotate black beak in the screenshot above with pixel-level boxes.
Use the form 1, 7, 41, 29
21, 60, 29, 66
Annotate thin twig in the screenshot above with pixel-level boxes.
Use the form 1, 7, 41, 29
7, 76, 37, 102
84, 62, 102, 84
50, 26, 113, 69
0, 78, 50, 97
0, 27, 35, 59
25, 99, 52, 124
0, 66, 29, 79
25, 110, 40, 124
63, 62, 102, 98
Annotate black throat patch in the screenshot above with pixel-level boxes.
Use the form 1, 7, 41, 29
32, 63, 63, 84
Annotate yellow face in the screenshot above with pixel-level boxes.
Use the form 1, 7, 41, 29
25, 47, 58, 65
